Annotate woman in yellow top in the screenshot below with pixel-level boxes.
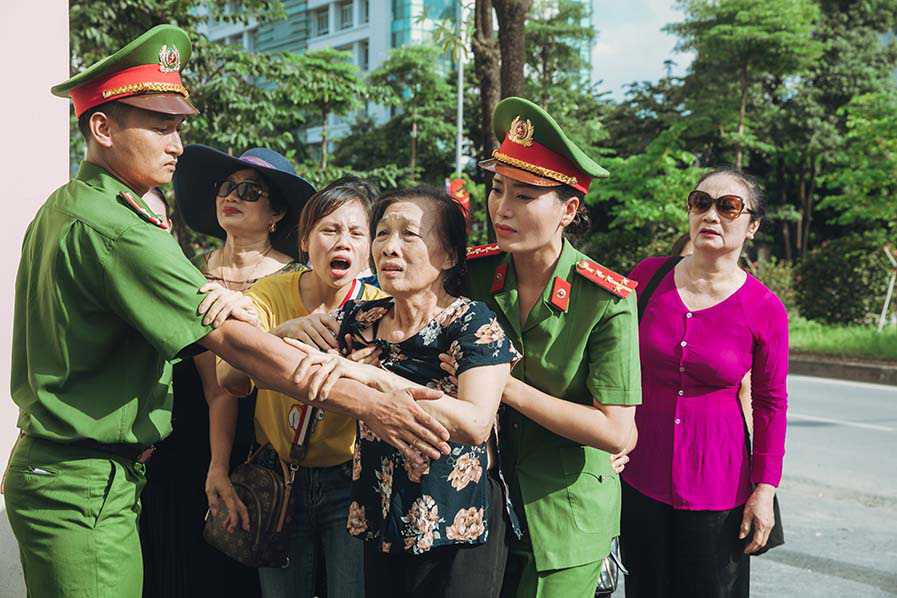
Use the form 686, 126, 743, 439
211, 177, 385, 598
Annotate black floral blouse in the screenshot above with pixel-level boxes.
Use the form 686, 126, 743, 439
337, 296, 522, 555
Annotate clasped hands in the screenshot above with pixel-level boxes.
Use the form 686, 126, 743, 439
274, 313, 450, 465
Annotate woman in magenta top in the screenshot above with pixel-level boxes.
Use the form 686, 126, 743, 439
621, 168, 788, 598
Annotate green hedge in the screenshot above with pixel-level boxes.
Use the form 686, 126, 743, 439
794, 233, 893, 326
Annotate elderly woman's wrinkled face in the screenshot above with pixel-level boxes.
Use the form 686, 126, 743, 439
688, 173, 759, 255
372, 198, 455, 297
302, 200, 371, 288
215, 168, 284, 238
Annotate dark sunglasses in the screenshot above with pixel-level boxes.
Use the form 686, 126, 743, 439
214, 179, 269, 202
687, 190, 753, 220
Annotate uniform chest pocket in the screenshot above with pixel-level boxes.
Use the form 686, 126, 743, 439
560, 446, 620, 534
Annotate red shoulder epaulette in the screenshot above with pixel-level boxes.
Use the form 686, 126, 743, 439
118, 192, 169, 230
466, 243, 502, 260
575, 259, 638, 299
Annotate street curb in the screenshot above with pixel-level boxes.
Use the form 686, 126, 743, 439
790, 353, 897, 387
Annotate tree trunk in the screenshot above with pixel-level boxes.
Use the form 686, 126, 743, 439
796, 161, 806, 255
777, 156, 793, 262
472, 0, 501, 157
782, 221, 793, 262
540, 44, 549, 107
493, 0, 532, 99
801, 155, 818, 255
472, 0, 501, 242
410, 104, 418, 178
735, 62, 749, 171
321, 106, 329, 170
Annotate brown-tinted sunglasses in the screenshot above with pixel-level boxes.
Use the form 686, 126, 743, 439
687, 190, 753, 220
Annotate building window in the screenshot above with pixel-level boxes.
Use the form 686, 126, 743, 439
339, 1, 353, 30
358, 40, 369, 71
360, 0, 369, 23
246, 28, 258, 52
336, 44, 354, 63
392, 0, 406, 20
313, 7, 329, 36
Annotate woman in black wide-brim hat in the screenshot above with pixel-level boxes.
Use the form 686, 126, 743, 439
139, 145, 315, 598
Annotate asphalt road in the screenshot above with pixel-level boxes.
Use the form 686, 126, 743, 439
616, 374, 897, 597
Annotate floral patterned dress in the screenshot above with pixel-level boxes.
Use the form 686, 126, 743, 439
337, 296, 522, 555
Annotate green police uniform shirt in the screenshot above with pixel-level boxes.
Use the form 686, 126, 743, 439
10, 161, 213, 445
466, 239, 641, 571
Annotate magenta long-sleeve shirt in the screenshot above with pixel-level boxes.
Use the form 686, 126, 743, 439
622, 257, 789, 511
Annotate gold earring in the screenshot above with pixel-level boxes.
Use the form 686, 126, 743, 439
268, 222, 276, 233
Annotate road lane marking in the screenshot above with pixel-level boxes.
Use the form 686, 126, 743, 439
788, 411, 895, 433
765, 549, 897, 594
789, 374, 897, 393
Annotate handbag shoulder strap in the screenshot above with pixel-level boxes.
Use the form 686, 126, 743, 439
637, 256, 683, 321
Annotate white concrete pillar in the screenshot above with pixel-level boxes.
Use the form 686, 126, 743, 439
0, 2, 70, 595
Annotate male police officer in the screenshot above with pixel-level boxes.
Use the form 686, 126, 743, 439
6, 25, 448, 597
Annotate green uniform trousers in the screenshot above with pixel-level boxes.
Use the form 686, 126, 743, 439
4, 435, 147, 598
502, 535, 603, 598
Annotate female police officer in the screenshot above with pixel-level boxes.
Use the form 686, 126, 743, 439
459, 97, 641, 597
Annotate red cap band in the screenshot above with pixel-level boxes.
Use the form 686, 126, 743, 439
70, 64, 188, 117
494, 133, 592, 194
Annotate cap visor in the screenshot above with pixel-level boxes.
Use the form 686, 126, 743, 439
478, 158, 563, 187
118, 93, 199, 115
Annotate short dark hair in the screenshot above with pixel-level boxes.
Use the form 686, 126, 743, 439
670, 232, 692, 257
694, 168, 766, 222
556, 184, 590, 238
370, 186, 468, 297
296, 176, 379, 262
76, 101, 130, 141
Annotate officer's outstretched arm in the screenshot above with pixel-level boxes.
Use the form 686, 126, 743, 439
502, 378, 636, 454
198, 320, 450, 462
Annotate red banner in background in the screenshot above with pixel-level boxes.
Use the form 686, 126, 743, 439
447, 177, 471, 228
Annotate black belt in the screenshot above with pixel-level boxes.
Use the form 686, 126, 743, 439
29, 434, 156, 463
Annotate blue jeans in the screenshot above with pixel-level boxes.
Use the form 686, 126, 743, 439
259, 460, 364, 598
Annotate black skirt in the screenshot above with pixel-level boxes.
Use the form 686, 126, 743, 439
620, 481, 750, 598
139, 357, 261, 598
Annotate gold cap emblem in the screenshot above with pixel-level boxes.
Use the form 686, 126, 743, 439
507, 116, 534, 147
159, 44, 181, 73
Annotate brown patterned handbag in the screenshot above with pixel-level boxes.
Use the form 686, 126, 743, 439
203, 405, 317, 568
202, 445, 297, 568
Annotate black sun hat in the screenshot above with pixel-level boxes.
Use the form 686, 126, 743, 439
174, 145, 316, 260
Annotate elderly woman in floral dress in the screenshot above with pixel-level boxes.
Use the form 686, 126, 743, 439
288, 187, 520, 598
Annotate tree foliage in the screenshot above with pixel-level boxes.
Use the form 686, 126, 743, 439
589, 126, 706, 236
280, 49, 371, 169
820, 91, 897, 232
524, 0, 593, 108
668, 0, 822, 170
368, 45, 455, 179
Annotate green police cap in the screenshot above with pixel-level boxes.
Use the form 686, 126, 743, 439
52, 24, 197, 118
479, 97, 608, 194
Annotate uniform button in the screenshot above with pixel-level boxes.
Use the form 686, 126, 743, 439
512, 423, 519, 430
675, 418, 681, 424
680, 341, 687, 347
679, 366, 685, 372
678, 390, 684, 396
686, 312, 693, 318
